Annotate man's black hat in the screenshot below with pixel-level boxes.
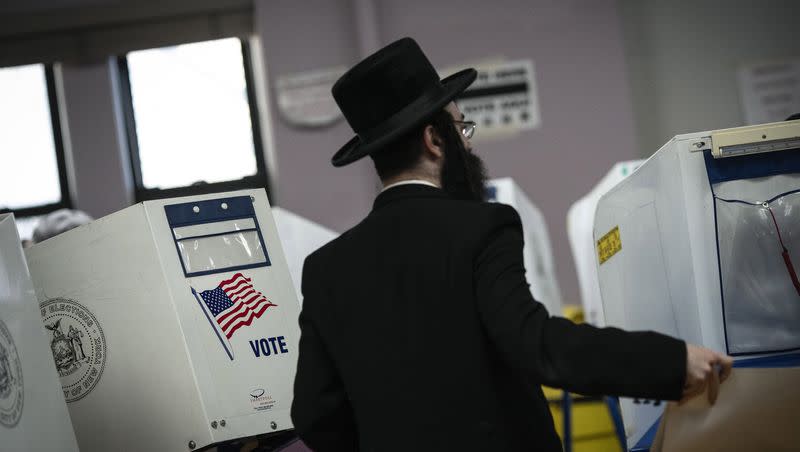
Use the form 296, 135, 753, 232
330, 37, 477, 167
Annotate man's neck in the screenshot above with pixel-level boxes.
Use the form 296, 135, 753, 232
381, 179, 440, 193
381, 173, 441, 190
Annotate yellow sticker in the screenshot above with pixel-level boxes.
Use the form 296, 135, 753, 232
597, 226, 622, 265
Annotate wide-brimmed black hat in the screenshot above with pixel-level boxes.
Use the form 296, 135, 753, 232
331, 37, 477, 167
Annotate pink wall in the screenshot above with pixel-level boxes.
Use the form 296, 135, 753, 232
377, 0, 639, 306
256, 0, 639, 307
255, 0, 378, 234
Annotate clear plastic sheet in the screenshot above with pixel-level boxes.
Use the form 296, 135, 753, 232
716, 190, 800, 354
176, 230, 267, 274
172, 218, 255, 239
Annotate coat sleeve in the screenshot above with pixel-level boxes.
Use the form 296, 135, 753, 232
291, 254, 358, 451
474, 205, 687, 401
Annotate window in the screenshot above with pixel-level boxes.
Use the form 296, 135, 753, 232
119, 38, 269, 201
0, 63, 71, 239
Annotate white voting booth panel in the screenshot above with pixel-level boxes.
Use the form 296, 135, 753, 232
0, 214, 80, 451
271, 207, 338, 304
567, 160, 643, 326
25, 190, 300, 452
594, 120, 800, 449
487, 178, 562, 314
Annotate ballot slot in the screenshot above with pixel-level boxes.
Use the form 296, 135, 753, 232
165, 195, 271, 277
705, 151, 800, 355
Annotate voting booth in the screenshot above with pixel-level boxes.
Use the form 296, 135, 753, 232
567, 160, 643, 325
271, 207, 338, 304
487, 178, 563, 314
0, 214, 80, 451
25, 189, 300, 452
594, 120, 800, 449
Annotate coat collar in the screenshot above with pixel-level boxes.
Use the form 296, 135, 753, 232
372, 183, 449, 211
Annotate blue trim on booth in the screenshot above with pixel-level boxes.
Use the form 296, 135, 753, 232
605, 397, 628, 451
734, 351, 800, 368
631, 417, 661, 452
165, 196, 256, 227
709, 188, 732, 356
486, 185, 498, 202
703, 148, 800, 184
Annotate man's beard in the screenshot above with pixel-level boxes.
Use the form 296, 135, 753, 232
437, 122, 489, 202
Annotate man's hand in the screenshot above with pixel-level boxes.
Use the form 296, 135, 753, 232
681, 344, 733, 405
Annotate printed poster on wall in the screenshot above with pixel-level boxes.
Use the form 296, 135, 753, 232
445, 59, 542, 139
738, 59, 800, 124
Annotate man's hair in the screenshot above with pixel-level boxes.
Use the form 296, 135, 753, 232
371, 109, 453, 180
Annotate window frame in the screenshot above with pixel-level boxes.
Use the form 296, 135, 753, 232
118, 38, 271, 202
0, 64, 72, 218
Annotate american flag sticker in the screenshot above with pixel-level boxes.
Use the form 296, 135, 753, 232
191, 273, 277, 360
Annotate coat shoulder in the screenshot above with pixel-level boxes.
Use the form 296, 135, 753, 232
444, 199, 523, 238
304, 200, 522, 270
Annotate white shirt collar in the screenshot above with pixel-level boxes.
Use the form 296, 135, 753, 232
381, 179, 441, 193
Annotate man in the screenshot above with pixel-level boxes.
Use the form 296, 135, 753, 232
292, 38, 732, 451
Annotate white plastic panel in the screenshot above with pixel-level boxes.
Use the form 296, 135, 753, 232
487, 178, 562, 314
0, 214, 79, 452
271, 207, 338, 304
594, 139, 706, 448
567, 160, 643, 325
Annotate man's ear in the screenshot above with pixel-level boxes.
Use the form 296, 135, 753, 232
422, 124, 444, 160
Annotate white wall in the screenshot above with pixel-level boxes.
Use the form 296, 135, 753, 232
253, 0, 378, 234
620, 0, 800, 154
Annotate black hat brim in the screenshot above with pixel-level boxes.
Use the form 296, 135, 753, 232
331, 68, 477, 167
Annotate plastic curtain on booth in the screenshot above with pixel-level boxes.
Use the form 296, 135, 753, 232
715, 189, 800, 354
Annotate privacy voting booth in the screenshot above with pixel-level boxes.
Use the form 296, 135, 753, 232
0, 214, 79, 451
594, 120, 800, 450
487, 178, 563, 314
567, 160, 643, 326
25, 189, 301, 451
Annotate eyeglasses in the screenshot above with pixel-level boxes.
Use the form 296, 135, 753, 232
453, 120, 477, 140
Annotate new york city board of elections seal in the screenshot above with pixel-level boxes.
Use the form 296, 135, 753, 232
41, 298, 106, 403
0, 317, 24, 427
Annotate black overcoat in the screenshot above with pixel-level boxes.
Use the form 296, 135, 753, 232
292, 184, 686, 451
